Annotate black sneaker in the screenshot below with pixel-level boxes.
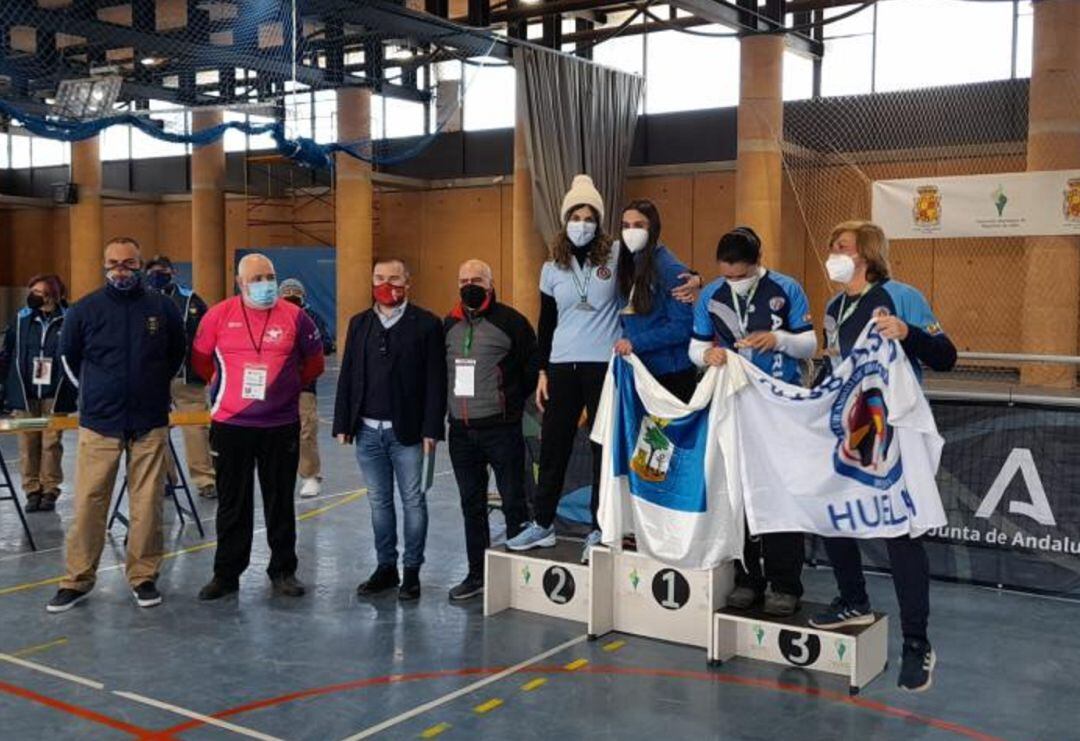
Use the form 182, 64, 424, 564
356, 566, 400, 597
198, 577, 239, 601
449, 575, 484, 601
24, 492, 43, 513
40, 491, 59, 512
763, 589, 800, 617
132, 581, 163, 608
726, 586, 763, 610
399, 567, 421, 602
46, 588, 88, 613
808, 597, 874, 630
270, 574, 306, 597
898, 639, 936, 692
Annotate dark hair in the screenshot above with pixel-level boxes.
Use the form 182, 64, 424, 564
373, 256, 410, 278
146, 254, 174, 271
716, 227, 761, 265
617, 199, 663, 316
106, 236, 142, 251
27, 273, 66, 301
551, 204, 613, 270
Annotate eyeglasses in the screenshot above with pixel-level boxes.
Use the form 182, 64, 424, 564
378, 330, 390, 357
105, 259, 141, 271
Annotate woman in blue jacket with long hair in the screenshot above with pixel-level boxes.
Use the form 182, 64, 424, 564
613, 199, 696, 402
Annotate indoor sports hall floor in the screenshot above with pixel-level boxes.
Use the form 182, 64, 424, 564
0, 365, 1074, 741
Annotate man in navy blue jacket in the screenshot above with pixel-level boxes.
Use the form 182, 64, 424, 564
46, 237, 185, 613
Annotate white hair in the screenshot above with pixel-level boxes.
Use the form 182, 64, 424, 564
237, 253, 275, 283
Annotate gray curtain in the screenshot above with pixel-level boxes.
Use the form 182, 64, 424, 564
515, 46, 644, 244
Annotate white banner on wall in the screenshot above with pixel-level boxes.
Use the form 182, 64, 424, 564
871, 169, 1080, 239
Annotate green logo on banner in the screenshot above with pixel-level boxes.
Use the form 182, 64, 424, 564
993, 184, 1008, 216
754, 625, 765, 646
836, 640, 847, 662
630, 569, 640, 590
522, 565, 531, 585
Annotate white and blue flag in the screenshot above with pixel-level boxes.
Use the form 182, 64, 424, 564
591, 354, 744, 570
728, 323, 947, 539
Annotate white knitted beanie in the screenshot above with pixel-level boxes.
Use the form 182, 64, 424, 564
560, 174, 605, 224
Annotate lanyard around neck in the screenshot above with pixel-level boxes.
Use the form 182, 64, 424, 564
730, 277, 761, 333
838, 284, 873, 326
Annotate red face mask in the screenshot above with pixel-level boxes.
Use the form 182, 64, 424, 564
373, 282, 406, 307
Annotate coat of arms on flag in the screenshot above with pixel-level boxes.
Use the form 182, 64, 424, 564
630, 416, 673, 482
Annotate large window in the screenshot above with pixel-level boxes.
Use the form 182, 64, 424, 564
875, 0, 1014, 93
463, 62, 515, 131
821, 4, 875, 97
782, 49, 813, 101
31, 137, 69, 167
645, 28, 740, 114
130, 100, 189, 159
1015, 1, 1033, 79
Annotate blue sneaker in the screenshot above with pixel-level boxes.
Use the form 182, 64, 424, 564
808, 597, 874, 629
581, 529, 603, 564
898, 639, 936, 692
506, 522, 556, 551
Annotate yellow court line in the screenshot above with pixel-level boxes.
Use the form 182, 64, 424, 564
602, 640, 626, 653
473, 698, 504, 715
0, 489, 366, 597
11, 637, 68, 658
563, 658, 589, 671
520, 677, 547, 692
419, 722, 452, 738
297, 489, 365, 521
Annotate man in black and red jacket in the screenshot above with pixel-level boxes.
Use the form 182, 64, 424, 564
444, 259, 538, 601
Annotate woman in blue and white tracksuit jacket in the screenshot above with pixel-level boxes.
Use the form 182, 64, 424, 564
808, 220, 956, 693
612, 199, 696, 402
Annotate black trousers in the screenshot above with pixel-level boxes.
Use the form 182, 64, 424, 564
448, 421, 528, 578
534, 362, 607, 529
735, 531, 805, 597
210, 421, 300, 582
655, 367, 698, 404
823, 535, 929, 641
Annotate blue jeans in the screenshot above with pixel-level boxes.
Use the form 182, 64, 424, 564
355, 426, 427, 569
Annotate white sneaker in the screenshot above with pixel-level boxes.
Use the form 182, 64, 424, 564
299, 477, 322, 498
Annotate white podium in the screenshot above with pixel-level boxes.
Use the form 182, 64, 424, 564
590, 548, 734, 650
484, 539, 613, 637
709, 602, 889, 694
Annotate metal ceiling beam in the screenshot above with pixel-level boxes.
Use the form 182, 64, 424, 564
300, 0, 513, 59
492, 0, 633, 23
667, 0, 823, 56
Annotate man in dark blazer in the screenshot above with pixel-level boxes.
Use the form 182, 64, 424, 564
333, 258, 446, 601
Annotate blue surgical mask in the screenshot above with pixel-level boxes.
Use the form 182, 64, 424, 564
245, 279, 278, 309
567, 221, 597, 248
106, 269, 142, 292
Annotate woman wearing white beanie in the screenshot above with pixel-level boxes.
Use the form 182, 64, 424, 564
507, 174, 620, 562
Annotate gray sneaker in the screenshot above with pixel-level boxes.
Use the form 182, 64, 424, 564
763, 589, 800, 617
726, 586, 761, 610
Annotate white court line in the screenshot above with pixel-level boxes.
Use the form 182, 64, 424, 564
0, 652, 105, 690
0, 651, 281, 740
114, 690, 286, 741
339, 635, 588, 741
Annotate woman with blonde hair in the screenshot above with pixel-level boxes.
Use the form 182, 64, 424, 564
809, 219, 956, 693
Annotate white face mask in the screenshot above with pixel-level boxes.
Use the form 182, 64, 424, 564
826, 253, 857, 284
728, 274, 758, 298
566, 221, 597, 248
622, 228, 650, 254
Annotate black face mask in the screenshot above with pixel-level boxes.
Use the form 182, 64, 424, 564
26, 293, 45, 311
460, 284, 489, 311
282, 295, 304, 307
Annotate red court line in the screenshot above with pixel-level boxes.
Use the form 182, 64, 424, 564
154, 664, 1003, 741
0, 679, 169, 740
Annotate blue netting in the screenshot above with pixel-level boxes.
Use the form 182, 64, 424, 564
0, 0, 507, 169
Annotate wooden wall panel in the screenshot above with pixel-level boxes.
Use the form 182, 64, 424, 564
417, 186, 503, 316
690, 172, 736, 281
625, 175, 694, 268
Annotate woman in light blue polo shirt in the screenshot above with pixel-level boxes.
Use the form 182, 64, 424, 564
508, 175, 620, 556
